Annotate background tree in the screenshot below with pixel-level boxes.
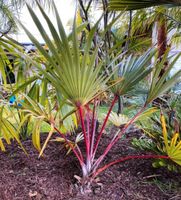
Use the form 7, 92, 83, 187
0, 0, 53, 37
109, 0, 181, 69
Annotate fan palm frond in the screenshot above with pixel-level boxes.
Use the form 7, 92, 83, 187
146, 53, 181, 104
111, 49, 155, 96
18, 1, 113, 108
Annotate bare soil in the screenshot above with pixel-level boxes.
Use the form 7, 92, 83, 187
0, 129, 181, 200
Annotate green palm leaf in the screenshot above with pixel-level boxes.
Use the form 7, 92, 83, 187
109, 0, 181, 10
19, 1, 113, 107
111, 49, 155, 96
146, 53, 181, 104
0, 105, 26, 152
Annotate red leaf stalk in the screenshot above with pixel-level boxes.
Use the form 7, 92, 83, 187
90, 118, 98, 161
86, 111, 90, 154
76, 144, 84, 162
93, 106, 146, 170
93, 155, 170, 178
90, 100, 99, 159
93, 95, 118, 157
91, 100, 97, 135
90, 100, 97, 147
78, 106, 89, 160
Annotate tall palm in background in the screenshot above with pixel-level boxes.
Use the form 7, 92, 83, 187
109, 0, 181, 70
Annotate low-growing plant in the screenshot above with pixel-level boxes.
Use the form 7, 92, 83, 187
0, 95, 26, 152
133, 103, 181, 172
0, 39, 78, 146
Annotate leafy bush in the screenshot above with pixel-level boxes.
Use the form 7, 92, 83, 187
133, 96, 181, 172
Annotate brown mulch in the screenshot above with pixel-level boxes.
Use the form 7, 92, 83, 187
0, 130, 181, 200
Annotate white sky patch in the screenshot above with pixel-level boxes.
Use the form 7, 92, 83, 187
11, 0, 75, 43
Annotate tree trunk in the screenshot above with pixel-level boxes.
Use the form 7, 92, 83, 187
157, 16, 167, 58
152, 12, 168, 107
157, 13, 168, 76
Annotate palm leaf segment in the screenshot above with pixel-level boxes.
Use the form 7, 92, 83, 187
20, 1, 108, 108
111, 49, 155, 96
109, 0, 181, 10
0, 104, 26, 152
105, 111, 129, 127
146, 53, 181, 104
161, 114, 181, 166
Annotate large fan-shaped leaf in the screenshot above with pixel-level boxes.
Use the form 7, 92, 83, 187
111, 49, 155, 96
18, 1, 113, 107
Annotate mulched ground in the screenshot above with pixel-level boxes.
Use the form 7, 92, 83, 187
0, 128, 181, 200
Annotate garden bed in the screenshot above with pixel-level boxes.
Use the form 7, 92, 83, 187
0, 130, 180, 200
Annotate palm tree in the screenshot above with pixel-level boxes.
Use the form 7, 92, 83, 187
0, 1, 15, 36
109, 0, 181, 69
0, 0, 53, 36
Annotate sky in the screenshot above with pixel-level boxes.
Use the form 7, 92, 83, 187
12, 0, 75, 43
